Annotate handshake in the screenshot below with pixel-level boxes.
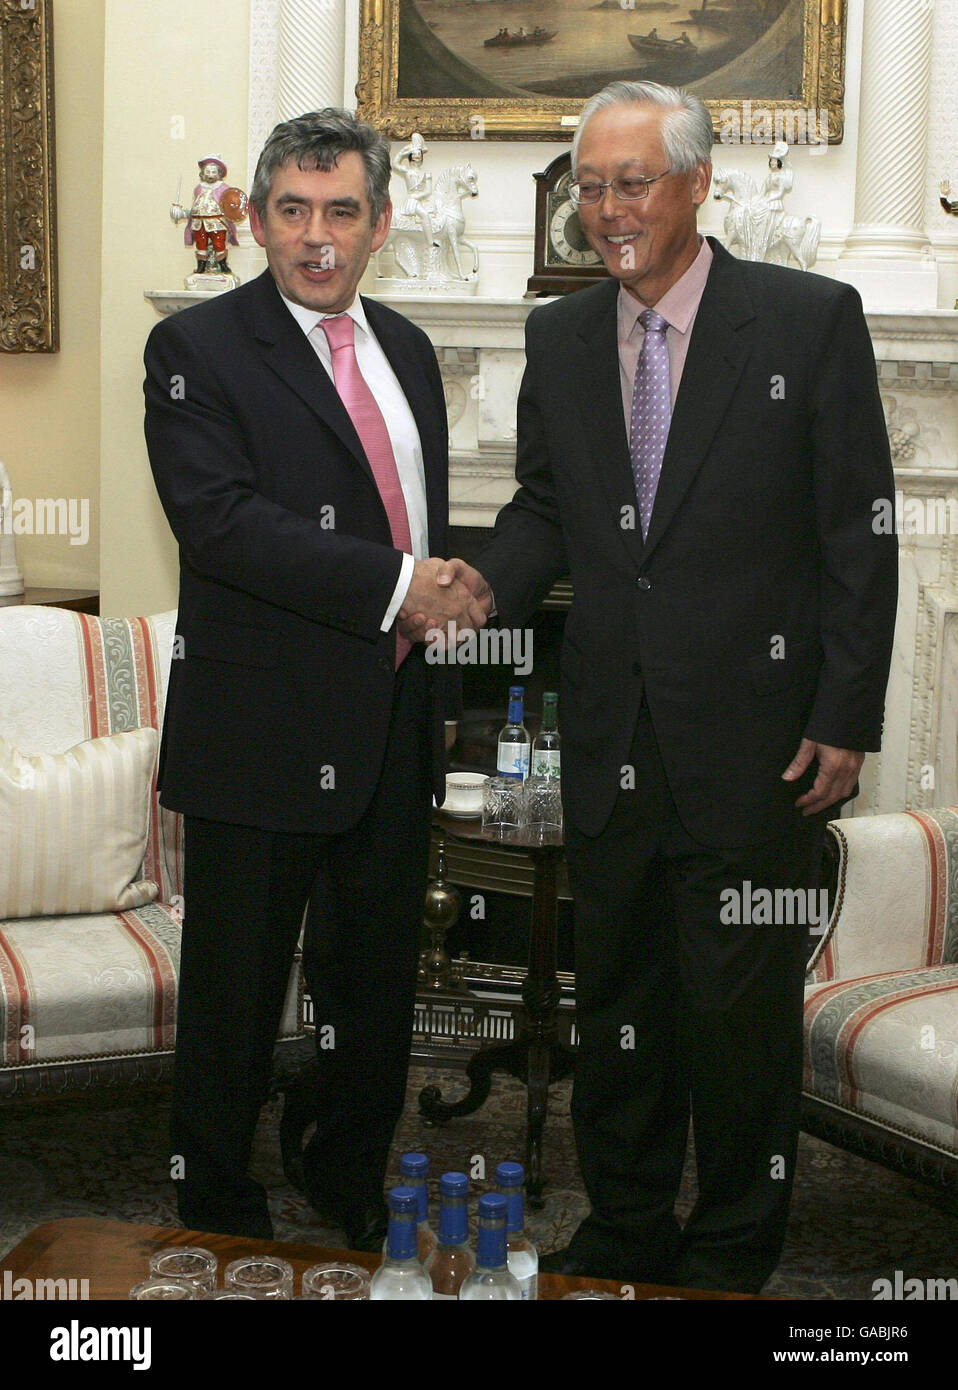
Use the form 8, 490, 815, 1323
398, 557, 493, 644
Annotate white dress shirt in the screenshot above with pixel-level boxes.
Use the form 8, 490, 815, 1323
279, 291, 428, 633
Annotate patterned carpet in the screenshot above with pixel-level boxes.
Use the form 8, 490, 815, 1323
2, 1052, 957, 1298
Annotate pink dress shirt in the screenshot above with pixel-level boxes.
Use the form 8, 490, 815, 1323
617, 237, 714, 427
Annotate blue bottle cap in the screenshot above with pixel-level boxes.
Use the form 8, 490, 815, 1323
387, 1186, 418, 1213
399, 1152, 429, 1177
439, 1171, 469, 1197
495, 1161, 525, 1187
508, 686, 524, 700
477, 1192, 508, 1221
476, 1193, 509, 1268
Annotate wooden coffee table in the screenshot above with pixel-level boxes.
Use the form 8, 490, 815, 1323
1, 1218, 760, 1300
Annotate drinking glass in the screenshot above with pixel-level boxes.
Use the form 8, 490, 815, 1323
129, 1277, 197, 1300
149, 1246, 217, 1295
522, 776, 562, 842
481, 776, 524, 838
224, 1255, 295, 1299
301, 1262, 371, 1300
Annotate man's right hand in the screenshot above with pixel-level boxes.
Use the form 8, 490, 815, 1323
399, 557, 490, 640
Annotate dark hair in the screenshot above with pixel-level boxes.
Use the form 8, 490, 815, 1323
250, 108, 391, 219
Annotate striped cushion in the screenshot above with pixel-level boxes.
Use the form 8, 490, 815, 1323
0, 902, 302, 1069
804, 966, 958, 1155
0, 728, 159, 918
0, 904, 179, 1064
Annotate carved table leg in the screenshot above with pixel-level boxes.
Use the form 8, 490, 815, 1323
418, 829, 576, 1202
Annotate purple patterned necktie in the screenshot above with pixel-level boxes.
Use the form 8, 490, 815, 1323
629, 308, 672, 540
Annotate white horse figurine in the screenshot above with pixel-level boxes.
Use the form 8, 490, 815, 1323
713, 168, 821, 272
381, 163, 479, 284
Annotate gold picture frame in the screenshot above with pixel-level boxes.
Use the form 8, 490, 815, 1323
0, 0, 58, 353
357, 0, 846, 144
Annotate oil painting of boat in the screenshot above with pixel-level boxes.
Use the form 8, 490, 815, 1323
627, 28, 698, 59
484, 25, 558, 46
360, 0, 843, 144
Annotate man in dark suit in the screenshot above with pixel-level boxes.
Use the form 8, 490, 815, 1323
464, 83, 898, 1292
144, 109, 489, 1247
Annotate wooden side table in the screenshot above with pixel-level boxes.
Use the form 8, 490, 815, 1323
20, 588, 100, 614
419, 812, 576, 1205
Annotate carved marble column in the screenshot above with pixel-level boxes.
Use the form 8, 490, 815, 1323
840, 0, 938, 308
277, 0, 346, 120
242, 0, 347, 263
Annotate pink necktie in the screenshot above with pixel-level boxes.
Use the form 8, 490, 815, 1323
316, 315, 412, 669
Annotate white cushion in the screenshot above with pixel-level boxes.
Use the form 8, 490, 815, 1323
0, 727, 159, 918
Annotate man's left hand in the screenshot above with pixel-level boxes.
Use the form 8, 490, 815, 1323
782, 739, 865, 816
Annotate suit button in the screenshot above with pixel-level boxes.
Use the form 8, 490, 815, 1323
377, 656, 392, 673
637, 576, 652, 591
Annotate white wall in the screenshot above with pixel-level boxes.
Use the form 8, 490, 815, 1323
0, 0, 104, 590
98, 0, 251, 616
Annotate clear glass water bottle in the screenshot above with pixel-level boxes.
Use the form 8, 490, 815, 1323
497, 685, 530, 782
495, 1161, 538, 1300
531, 692, 561, 780
425, 1171, 475, 1300
458, 1193, 522, 1300
382, 1152, 437, 1263
369, 1187, 433, 1301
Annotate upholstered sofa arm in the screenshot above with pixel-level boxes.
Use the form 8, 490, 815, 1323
808, 808, 958, 983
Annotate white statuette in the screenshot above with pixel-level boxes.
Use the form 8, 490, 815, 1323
378, 133, 480, 294
713, 144, 820, 271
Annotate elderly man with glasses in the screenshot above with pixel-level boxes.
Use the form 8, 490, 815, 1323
464, 80, 897, 1293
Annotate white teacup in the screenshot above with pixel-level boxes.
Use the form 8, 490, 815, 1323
442, 772, 489, 817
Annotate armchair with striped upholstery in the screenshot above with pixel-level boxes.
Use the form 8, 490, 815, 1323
0, 606, 303, 1096
803, 808, 958, 1189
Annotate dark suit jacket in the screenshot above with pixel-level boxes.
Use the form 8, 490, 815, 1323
144, 268, 451, 834
478, 237, 898, 848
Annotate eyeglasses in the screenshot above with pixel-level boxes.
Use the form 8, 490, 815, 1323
568, 170, 672, 206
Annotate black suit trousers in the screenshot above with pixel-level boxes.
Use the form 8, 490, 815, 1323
170, 648, 433, 1238
563, 700, 826, 1294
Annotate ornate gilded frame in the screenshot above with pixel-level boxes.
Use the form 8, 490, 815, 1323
0, 0, 58, 352
358, 0, 846, 144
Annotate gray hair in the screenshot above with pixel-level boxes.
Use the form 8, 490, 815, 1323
250, 108, 392, 220
572, 81, 713, 174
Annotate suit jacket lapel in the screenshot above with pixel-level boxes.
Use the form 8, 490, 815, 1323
573, 279, 646, 571
640, 237, 755, 564
250, 271, 374, 485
